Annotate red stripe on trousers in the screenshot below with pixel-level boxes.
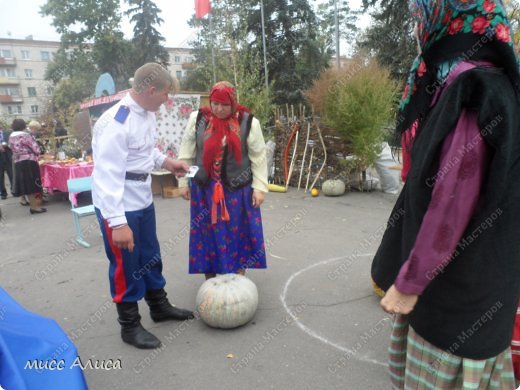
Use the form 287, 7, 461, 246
104, 219, 127, 303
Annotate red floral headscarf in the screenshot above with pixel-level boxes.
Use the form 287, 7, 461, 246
397, 0, 519, 181
397, 0, 519, 135
200, 81, 251, 176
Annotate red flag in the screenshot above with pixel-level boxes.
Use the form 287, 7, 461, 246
195, 0, 211, 19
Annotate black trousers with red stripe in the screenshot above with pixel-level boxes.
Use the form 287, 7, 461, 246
96, 203, 166, 303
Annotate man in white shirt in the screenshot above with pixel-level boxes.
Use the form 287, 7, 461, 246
92, 63, 194, 349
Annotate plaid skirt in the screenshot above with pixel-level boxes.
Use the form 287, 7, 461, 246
512, 304, 520, 381
389, 314, 516, 389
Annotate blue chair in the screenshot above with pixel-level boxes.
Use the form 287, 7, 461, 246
67, 177, 96, 248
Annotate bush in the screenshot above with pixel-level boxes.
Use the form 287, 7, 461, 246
306, 57, 398, 174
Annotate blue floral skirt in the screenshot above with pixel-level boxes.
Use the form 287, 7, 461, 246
188, 180, 266, 274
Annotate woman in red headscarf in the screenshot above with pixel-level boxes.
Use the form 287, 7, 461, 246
178, 81, 268, 279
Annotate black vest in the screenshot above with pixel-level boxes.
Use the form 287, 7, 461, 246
372, 67, 520, 359
193, 110, 253, 190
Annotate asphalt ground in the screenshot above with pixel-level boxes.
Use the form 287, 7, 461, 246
0, 186, 399, 390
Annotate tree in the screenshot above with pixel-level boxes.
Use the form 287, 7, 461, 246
306, 56, 399, 174
184, 1, 274, 125
41, 0, 121, 47
125, 0, 170, 67
316, 0, 360, 56
187, 0, 331, 106
357, 0, 416, 82
40, 0, 138, 118
249, 0, 331, 104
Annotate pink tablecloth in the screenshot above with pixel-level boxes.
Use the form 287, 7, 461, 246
40, 162, 94, 205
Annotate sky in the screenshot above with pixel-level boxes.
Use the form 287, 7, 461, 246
0, 0, 369, 51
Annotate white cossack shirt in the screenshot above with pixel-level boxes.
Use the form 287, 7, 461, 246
91, 93, 166, 227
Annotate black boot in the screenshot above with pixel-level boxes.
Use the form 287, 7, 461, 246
145, 289, 195, 322
116, 302, 162, 349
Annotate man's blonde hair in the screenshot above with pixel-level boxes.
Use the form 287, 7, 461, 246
132, 63, 175, 94
28, 120, 41, 130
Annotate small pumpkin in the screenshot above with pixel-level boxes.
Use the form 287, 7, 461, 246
322, 179, 346, 196
196, 274, 258, 329
311, 188, 319, 197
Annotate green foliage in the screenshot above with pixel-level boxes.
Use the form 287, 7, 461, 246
316, 0, 360, 54
40, 0, 170, 122
40, 0, 121, 47
91, 31, 136, 90
307, 57, 399, 171
185, 0, 274, 127
44, 49, 98, 123
357, 0, 417, 82
61, 137, 82, 158
125, 0, 170, 67
187, 0, 335, 106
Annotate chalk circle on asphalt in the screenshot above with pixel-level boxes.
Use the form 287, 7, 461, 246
280, 255, 387, 367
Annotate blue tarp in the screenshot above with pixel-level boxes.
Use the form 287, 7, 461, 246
0, 288, 88, 389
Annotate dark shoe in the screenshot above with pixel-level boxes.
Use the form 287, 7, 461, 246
116, 302, 161, 349
145, 289, 195, 322
30, 208, 47, 214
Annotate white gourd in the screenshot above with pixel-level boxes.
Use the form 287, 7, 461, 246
322, 179, 346, 196
196, 274, 259, 329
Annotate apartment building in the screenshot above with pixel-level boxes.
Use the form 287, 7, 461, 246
0, 37, 59, 121
167, 47, 195, 81
0, 36, 195, 121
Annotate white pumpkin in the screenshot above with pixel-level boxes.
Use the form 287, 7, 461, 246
322, 179, 346, 196
196, 274, 259, 329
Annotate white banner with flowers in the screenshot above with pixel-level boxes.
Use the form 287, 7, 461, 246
155, 94, 201, 159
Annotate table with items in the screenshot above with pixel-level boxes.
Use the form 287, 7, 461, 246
39, 159, 94, 205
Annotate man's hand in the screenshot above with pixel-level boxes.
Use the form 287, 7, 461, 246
162, 158, 189, 177
179, 187, 190, 201
380, 284, 418, 315
112, 225, 134, 252
252, 190, 264, 208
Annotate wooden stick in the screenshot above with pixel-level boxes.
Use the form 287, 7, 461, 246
309, 124, 327, 191
305, 147, 314, 192
297, 122, 311, 190
283, 122, 300, 183
286, 129, 299, 191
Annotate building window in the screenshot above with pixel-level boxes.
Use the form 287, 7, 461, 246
46, 86, 54, 96
24, 69, 33, 78
185, 57, 193, 63
21, 50, 30, 59
31, 105, 39, 113
176, 70, 182, 79
27, 87, 37, 97
41, 51, 50, 61
174, 56, 181, 63
1, 87, 19, 96
0, 68, 16, 77
0, 49, 12, 58
8, 106, 22, 114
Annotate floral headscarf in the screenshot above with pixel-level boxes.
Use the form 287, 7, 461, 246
397, 0, 519, 135
199, 81, 251, 176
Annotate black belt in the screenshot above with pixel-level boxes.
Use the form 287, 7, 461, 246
125, 172, 149, 181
